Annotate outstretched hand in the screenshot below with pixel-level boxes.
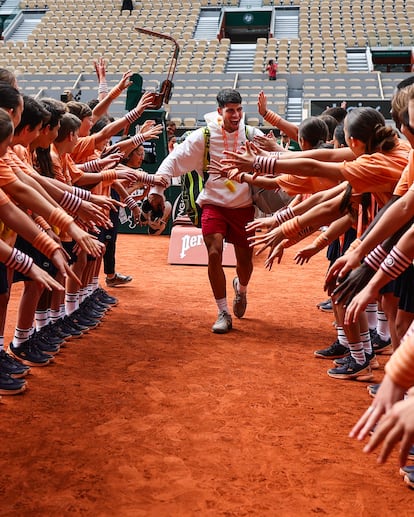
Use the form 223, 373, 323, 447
257, 90, 268, 117
349, 374, 406, 457
330, 262, 376, 305
221, 141, 257, 174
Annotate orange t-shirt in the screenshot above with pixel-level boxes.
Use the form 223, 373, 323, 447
276, 174, 338, 196
50, 144, 84, 186
340, 139, 410, 207
12, 144, 33, 167
6, 147, 35, 177
393, 149, 414, 196
0, 152, 20, 188
70, 135, 97, 165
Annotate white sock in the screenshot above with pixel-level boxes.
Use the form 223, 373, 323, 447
59, 304, 66, 320
366, 303, 378, 330
50, 308, 60, 324
377, 311, 390, 341
35, 309, 49, 331
13, 327, 33, 348
0, 336, 4, 352
360, 330, 372, 355
336, 326, 349, 348
348, 341, 366, 365
65, 292, 79, 316
216, 297, 229, 314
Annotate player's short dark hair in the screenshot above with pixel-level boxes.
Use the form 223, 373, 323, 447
216, 89, 242, 108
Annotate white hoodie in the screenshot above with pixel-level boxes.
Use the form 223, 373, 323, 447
152, 111, 263, 208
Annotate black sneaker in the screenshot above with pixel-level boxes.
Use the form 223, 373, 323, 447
94, 288, 118, 306
404, 471, 414, 489
69, 311, 100, 329
314, 340, 350, 359
8, 340, 52, 367
327, 356, 374, 381
32, 333, 60, 355
367, 383, 381, 398
334, 352, 379, 369
59, 317, 85, 338
319, 300, 333, 313
372, 334, 393, 355
36, 325, 65, 346
49, 320, 73, 340
0, 349, 30, 378
400, 465, 414, 477
0, 371, 26, 395
80, 299, 106, 316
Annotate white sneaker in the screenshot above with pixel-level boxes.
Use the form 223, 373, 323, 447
212, 311, 232, 334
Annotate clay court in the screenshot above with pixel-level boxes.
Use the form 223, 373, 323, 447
1, 234, 413, 516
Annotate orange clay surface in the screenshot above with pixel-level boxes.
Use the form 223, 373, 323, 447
1, 233, 413, 516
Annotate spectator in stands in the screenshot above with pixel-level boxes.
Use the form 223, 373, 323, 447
266, 59, 278, 81
121, 0, 134, 14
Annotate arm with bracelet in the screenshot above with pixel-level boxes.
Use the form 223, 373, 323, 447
344, 222, 414, 325
91, 69, 133, 121
2, 245, 64, 292
294, 214, 354, 266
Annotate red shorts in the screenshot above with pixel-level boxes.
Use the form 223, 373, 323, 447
201, 204, 255, 248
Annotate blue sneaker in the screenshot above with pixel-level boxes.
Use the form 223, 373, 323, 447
327, 356, 374, 381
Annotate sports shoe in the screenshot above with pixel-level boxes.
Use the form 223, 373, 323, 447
334, 352, 379, 369
232, 277, 247, 318
105, 272, 133, 287
327, 356, 374, 381
0, 349, 30, 378
316, 298, 330, 308
59, 317, 86, 337
314, 340, 350, 359
408, 445, 414, 461
68, 310, 100, 330
400, 465, 414, 477
212, 311, 232, 334
47, 320, 72, 340
404, 471, 414, 488
366, 351, 380, 369
94, 288, 118, 306
8, 340, 52, 367
0, 371, 26, 395
367, 383, 381, 398
319, 300, 333, 313
36, 325, 65, 346
32, 333, 60, 355
372, 334, 393, 355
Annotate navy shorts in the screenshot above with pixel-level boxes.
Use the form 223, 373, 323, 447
62, 240, 77, 265
0, 262, 8, 294
395, 264, 414, 313
13, 236, 57, 283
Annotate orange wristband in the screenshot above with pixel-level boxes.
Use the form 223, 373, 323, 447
108, 85, 123, 100
280, 216, 301, 239
34, 216, 52, 231
32, 231, 61, 258
313, 233, 331, 251
101, 171, 117, 183
48, 207, 73, 233
345, 238, 362, 254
